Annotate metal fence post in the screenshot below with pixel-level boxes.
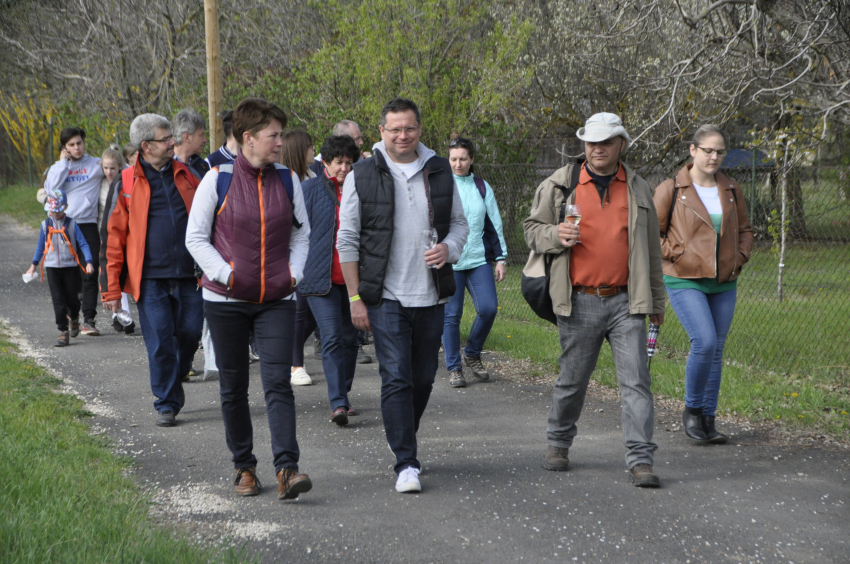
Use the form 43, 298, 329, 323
751, 146, 757, 203
25, 126, 33, 187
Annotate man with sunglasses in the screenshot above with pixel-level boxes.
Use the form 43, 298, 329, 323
102, 114, 203, 428
337, 98, 469, 494
524, 113, 665, 487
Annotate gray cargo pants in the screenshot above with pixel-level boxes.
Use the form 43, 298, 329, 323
548, 291, 657, 468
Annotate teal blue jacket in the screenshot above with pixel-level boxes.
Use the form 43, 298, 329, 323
453, 173, 508, 271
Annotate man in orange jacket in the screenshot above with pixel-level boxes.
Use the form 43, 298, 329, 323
102, 113, 203, 428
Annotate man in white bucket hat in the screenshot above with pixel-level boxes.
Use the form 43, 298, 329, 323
524, 112, 665, 487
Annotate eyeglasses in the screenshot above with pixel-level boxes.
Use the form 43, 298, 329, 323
382, 126, 419, 136
148, 135, 175, 144
696, 146, 727, 157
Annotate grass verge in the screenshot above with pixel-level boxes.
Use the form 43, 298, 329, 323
0, 183, 45, 229
0, 328, 255, 564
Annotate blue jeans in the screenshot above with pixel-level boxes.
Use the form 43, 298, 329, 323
205, 299, 300, 473
292, 290, 317, 367
368, 300, 444, 473
136, 278, 203, 414
666, 287, 737, 417
307, 285, 358, 410
442, 264, 499, 371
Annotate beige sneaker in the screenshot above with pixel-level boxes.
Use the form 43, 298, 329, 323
291, 367, 312, 386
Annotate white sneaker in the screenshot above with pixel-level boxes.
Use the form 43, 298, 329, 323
395, 466, 421, 493
290, 367, 312, 386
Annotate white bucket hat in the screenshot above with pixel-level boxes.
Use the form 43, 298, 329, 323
576, 112, 631, 152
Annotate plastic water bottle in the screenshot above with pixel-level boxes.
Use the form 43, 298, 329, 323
114, 310, 134, 326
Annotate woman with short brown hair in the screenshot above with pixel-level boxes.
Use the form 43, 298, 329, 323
186, 97, 313, 500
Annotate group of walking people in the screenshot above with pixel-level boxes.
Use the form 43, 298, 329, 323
27, 96, 751, 498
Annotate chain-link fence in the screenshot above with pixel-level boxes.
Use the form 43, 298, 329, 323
477, 157, 850, 376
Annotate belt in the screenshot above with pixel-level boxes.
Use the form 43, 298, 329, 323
572, 285, 627, 297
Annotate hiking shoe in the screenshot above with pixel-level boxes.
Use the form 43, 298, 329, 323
702, 415, 728, 444
449, 369, 466, 388
395, 466, 421, 493
543, 446, 570, 471
69, 318, 80, 338
291, 367, 312, 386
55, 331, 70, 347
312, 335, 322, 359
463, 354, 490, 381
155, 410, 176, 427
356, 346, 372, 364
331, 406, 349, 427
80, 319, 100, 336
234, 467, 261, 496
629, 464, 660, 488
112, 317, 125, 333
277, 467, 312, 500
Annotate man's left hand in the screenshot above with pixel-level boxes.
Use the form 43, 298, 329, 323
425, 243, 449, 269
649, 313, 664, 326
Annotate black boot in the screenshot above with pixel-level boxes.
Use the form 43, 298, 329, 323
702, 415, 728, 444
682, 407, 709, 442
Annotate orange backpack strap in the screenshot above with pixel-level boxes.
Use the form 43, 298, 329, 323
45, 223, 86, 274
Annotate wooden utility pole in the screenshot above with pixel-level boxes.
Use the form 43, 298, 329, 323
204, 0, 224, 150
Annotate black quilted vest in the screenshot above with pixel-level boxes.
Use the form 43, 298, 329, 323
354, 150, 456, 305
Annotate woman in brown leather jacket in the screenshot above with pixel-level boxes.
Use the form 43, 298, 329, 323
654, 125, 753, 445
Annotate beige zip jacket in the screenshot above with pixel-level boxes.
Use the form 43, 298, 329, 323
523, 160, 665, 318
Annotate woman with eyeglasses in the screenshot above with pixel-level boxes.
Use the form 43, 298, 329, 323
442, 137, 508, 388
653, 125, 753, 445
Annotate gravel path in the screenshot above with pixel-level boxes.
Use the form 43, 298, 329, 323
1, 218, 847, 564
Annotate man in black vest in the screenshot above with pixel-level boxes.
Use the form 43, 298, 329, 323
337, 98, 469, 494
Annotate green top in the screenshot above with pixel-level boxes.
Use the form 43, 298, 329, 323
664, 213, 737, 294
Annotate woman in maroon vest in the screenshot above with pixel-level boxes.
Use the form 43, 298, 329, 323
186, 98, 312, 501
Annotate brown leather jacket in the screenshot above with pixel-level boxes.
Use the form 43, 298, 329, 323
653, 165, 753, 282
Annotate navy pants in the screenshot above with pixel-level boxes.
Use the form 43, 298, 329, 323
368, 300, 444, 473
136, 278, 203, 414
205, 299, 300, 473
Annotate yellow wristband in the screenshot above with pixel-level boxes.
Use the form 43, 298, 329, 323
349, 294, 361, 303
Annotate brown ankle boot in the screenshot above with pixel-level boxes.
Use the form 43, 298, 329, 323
234, 467, 261, 496
55, 331, 70, 347
277, 467, 312, 500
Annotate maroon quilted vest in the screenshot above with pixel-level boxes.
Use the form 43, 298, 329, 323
201, 155, 294, 302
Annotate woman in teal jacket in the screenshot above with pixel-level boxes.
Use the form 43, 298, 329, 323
442, 137, 508, 388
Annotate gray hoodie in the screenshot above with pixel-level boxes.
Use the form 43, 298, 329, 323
337, 141, 469, 308
43, 155, 104, 224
